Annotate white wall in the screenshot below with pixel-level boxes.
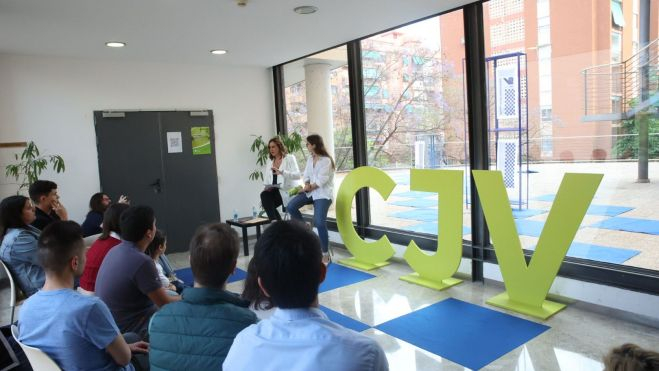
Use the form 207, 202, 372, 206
0, 54, 275, 224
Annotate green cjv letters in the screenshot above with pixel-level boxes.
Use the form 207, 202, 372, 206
336, 167, 602, 320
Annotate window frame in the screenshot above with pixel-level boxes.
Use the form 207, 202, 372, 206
272, 1, 659, 295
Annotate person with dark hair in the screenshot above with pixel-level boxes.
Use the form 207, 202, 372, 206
79, 203, 130, 293
286, 134, 335, 264
144, 230, 178, 295
17, 221, 149, 371
260, 136, 301, 220
224, 221, 388, 371
95, 206, 180, 337
604, 343, 659, 371
0, 195, 44, 296
149, 223, 257, 370
28, 179, 68, 231
81, 192, 110, 237
81, 192, 129, 237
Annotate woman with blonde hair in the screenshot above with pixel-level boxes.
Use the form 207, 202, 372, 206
286, 134, 335, 264
260, 137, 301, 221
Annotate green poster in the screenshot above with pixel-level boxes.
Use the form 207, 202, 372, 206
191, 126, 211, 155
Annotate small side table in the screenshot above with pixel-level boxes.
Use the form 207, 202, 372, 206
225, 217, 272, 256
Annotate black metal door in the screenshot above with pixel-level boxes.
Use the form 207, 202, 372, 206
94, 110, 220, 253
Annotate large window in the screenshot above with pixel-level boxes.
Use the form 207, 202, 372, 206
361, 12, 470, 240
482, 0, 659, 272
273, 0, 659, 294
282, 46, 354, 219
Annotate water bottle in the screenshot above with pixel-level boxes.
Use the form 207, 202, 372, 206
233, 209, 238, 222
252, 206, 257, 218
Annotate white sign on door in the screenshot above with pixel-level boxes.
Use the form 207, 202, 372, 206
167, 132, 183, 153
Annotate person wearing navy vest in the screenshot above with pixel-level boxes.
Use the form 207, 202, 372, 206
148, 223, 257, 370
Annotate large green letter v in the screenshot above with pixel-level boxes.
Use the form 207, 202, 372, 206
472, 171, 602, 320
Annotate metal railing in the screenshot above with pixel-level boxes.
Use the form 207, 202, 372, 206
582, 38, 659, 120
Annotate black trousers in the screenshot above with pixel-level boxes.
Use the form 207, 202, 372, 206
261, 188, 283, 220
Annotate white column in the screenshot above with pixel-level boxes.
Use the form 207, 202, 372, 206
304, 63, 335, 159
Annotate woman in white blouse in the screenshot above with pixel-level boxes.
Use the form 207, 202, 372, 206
287, 134, 335, 263
260, 137, 301, 221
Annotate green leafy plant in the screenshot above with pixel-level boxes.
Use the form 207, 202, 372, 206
613, 100, 659, 159
5, 141, 66, 192
249, 132, 304, 181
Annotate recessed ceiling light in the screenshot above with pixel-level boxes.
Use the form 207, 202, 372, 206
293, 5, 318, 14
105, 41, 126, 48
210, 49, 228, 55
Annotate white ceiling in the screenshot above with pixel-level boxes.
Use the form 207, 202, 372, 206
0, 0, 475, 67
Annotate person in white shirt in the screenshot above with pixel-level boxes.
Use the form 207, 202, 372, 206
286, 134, 334, 264
224, 220, 388, 371
260, 137, 301, 221
144, 229, 178, 295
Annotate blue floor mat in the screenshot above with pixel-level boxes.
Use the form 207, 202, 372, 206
511, 209, 546, 219
390, 208, 438, 222
589, 217, 659, 235
528, 242, 640, 264
391, 208, 545, 223
586, 204, 634, 217
319, 305, 371, 333
399, 222, 472, 236
514, 219, 546, 237
390, 199, 438, 208
392, 191, 438, 199
376, 298, 549, 370
390, 174, 410, 185
533, 194, 556, 202
174, 267, 247, 286
319, 263, 376, 293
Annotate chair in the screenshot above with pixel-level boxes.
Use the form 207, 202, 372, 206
0, 260, 21, 324
10, 325, 62, 371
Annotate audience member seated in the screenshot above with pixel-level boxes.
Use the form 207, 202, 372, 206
604, 343, 659, 371
149, 223, 257, 370
29, 180, 68, 231
18, 221, 149, 371
82, 193, 128, 237
95, 206, 180, 337
144, 230, 178, 295
0, 195, 44, 296
79, 203, 130, 294
224, 220, 388, 371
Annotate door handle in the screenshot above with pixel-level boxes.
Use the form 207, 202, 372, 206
150, 178, 162, 194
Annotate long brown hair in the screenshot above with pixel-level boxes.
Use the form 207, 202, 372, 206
268, 137, 288, 160
99, 203, 129, 240
306, 134, 335, 169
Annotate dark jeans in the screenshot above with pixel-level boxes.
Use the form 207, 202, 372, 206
261, 188, 283, 220
287, 194, 332, 253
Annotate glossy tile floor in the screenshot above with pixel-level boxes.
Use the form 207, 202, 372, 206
2, 243, 658, 370
167, 243, 659, 371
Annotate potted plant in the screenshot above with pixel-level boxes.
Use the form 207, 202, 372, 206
5, 141, 66, 192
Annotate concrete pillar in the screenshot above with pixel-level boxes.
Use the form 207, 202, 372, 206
304, 63, 335, 159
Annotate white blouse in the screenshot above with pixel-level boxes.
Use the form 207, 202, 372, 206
263, 154, 302, 203
302, 156, 334, 200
